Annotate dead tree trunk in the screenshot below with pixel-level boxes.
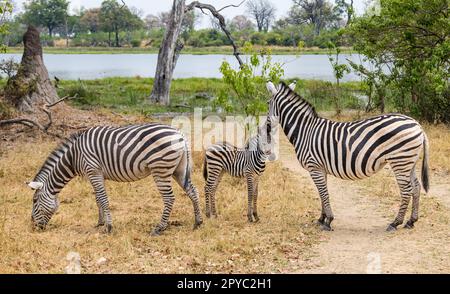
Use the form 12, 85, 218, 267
149, 0, 245, 106
4, 26, 59, 112
150, 0, 186, 105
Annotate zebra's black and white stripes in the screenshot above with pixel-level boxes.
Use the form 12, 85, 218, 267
266, 81, 430, 231
28, 123, 203, 235
203, 130, 272, 222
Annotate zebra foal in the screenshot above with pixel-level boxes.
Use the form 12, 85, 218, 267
26, 123, 203, 235
203, 127, 274, 222
266, 81, 430, 232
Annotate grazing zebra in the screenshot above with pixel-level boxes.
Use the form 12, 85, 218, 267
26, 123, 203, 235
266, 81, 430, 232
203, 126, 274, 222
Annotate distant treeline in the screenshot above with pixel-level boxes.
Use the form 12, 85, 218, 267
1, 0, 354, 49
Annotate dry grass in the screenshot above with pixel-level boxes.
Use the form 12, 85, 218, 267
0, 110, 449, 274
423, 123, 450, 176
0, 138, 320, 273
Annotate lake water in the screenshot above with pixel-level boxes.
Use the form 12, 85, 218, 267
0, 53, 367, 82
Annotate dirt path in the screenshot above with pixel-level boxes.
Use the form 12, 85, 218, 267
279, 138, 450, 274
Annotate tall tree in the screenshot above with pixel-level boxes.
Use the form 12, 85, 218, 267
150, 0, 186, 105
290, 0, 339, 35
99, 0, 143, 47
348, 0, 449, 122
335, 0, 354, 26
0, 0, 13, 52
150, 0, 244, 105
145, 14, 163, 31
245, 0, 276, 32
230, 15, 255, 31
80, 8, 101, 33
22, 0, 69, 37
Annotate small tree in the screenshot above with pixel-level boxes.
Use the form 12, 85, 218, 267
327, 42, 350, 115
0, 0, 13, 52
99, 0, 143, 47
218, 43, 284, 134
0, 58, 19, 79
245, 0, 276, 32
347, 58, 390, 113
22, 0, 69, 37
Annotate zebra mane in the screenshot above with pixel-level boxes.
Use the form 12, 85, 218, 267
279, 82, 318, 118
33, 131, 83, 182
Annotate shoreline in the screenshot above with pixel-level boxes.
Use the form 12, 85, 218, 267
4, 46, 356, 56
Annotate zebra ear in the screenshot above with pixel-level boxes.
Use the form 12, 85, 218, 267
27, 181, 44, 190
289, 81, 297, 91
266, 81, 278, 96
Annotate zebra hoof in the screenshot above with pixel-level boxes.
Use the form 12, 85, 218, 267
105, 224, 112, 234
95, 223, 105, 228
253, 216, 260, 223
151, 229, 162, 236
193, 220, 203, 230
321, 224, 333, 231
404, 221, 415, 229
386, 225, 397, 232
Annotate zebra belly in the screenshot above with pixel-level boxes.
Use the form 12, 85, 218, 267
326, 161, 388, 181
102, 168, 153, 182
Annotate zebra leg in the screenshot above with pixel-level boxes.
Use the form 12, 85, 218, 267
246, 174, 255, 223
151, 176, 175, 236
317, 202, 327, 226
205, 185, 211, 219
209, 173, 223, 218
184, 181, 203, 230
88, 174, 113, 233
387, 167, 414, 232
252, 177, 260, 222
205, 171, 221, 218
95, 201, 105, 227
310, 170, 334, 231
405, 171, 421, 229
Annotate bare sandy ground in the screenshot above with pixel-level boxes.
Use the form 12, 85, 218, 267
279, 137, 450, 274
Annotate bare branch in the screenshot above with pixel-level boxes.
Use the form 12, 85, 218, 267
186, 1, 244, 67
45, 94, 78, 109
217, 0, 246, 13
0, 94, 79, 138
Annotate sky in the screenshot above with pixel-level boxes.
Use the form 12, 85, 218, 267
13, 0, 368, 29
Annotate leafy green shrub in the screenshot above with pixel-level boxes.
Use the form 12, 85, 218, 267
130, 39, 141, 48
218, 43, 284, 125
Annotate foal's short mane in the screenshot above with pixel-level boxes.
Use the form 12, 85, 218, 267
279, 82, 319, 118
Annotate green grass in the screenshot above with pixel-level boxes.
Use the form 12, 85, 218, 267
55, 77, 365, 116
5, 46, 356, 55
57, 78, 228, 116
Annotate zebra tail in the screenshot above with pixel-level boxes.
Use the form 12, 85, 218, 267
182, 137, 193, 191
421, 133, 430, 193
203, 156, 208, 181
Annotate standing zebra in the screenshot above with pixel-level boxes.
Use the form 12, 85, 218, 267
203, 126, 274, 222
266, 81, 430, 232
26, 123, 203, 235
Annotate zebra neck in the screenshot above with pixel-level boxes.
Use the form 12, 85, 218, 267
280, 106, 318, 145
34, 142, 77, 195
253, 148, 267, 163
